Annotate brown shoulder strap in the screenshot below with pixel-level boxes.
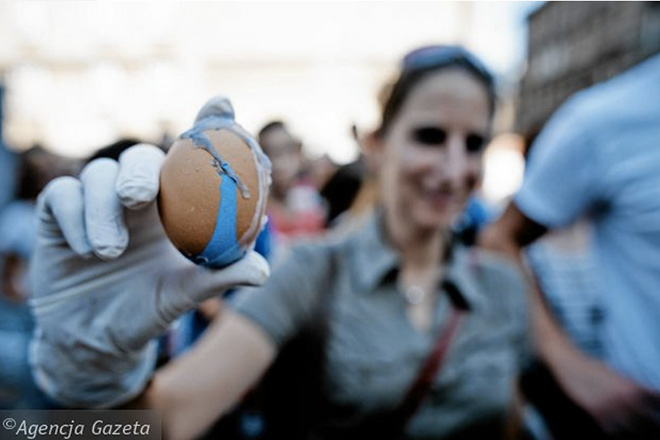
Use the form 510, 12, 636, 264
393, 279, 470, 435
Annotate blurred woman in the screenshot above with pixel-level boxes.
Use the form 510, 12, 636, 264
31, 46, 529, 439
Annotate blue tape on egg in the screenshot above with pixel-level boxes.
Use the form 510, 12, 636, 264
193, 174, 244, 268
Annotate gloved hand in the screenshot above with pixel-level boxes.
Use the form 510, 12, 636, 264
29, 142, 270, 409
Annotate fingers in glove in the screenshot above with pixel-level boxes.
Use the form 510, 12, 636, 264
194, 95, 234, 123
214, 251, 270, 287
164, 251, 270, 312
38, 176, 92, 256
81, 158, 128, 260
117, 144, 165, 210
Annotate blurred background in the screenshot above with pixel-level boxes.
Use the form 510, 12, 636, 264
0, 2, 528, 160
2, 0, 660, 412
0, 1, 540, 207
2, 1, 660, 202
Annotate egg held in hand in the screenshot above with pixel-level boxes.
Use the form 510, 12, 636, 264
158, 97, 271, 268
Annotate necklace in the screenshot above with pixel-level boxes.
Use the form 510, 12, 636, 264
402, 284, 426, 305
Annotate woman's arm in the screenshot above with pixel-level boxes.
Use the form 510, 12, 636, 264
139, 309, 276, 440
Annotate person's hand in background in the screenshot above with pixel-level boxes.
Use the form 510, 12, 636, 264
546, 341, 660, 439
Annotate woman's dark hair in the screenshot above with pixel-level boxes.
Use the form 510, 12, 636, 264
377, 45, 497, 137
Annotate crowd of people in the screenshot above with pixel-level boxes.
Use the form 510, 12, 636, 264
0, 43, 659, 440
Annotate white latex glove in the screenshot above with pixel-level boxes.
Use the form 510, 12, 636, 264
29, 143, 270, 409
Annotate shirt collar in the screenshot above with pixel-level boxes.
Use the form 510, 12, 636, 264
444, 245, 484, 310
349, 210, 482, 310
350, 210, 400, 293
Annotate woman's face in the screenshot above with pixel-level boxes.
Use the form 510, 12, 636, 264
377, 69, 491, 234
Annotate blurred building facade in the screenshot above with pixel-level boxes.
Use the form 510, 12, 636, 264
517, 1, 660, 140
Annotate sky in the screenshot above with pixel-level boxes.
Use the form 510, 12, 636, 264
0, 1, 542, 163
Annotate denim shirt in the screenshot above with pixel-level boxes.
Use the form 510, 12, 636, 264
231, 213, 530, 439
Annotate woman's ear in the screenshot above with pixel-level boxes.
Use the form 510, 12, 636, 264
361, 130, 385, 174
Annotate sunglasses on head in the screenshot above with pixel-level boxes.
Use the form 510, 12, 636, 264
402, 45, 494, 89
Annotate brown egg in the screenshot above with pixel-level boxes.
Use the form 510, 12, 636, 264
158, 124, 269, 268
